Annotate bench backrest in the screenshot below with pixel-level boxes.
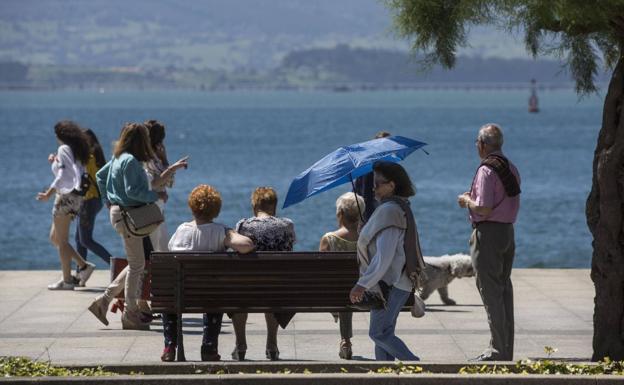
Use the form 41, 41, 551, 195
150, 251, 360, 314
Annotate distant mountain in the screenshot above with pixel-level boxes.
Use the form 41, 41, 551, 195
278, 45, 602, 84
1, 45, 609, 91
1, 0, 531, 70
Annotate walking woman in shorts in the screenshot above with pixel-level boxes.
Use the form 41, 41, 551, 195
36, 120, 96, 290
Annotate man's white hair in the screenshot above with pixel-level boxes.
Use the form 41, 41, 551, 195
478, 123, 504, 148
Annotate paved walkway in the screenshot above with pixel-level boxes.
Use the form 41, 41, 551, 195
0, 269, 593, 365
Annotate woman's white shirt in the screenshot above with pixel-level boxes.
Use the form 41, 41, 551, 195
50, 144, 83, 195
168, 221, 228, 252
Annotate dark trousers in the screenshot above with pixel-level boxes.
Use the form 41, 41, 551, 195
470, 222, 515, 360
75, 198, 112, 264
338, 312, 353, 339
163, 313, 223, 352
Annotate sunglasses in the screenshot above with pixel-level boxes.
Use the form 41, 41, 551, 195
374, 179, 391, 188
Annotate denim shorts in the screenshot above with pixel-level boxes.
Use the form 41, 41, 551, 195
52, 193, 83, 218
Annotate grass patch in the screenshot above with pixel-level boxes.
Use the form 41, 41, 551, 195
459, 358, 624, 375
0, 356, 115, 377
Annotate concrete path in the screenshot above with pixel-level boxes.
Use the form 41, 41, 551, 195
0, 269, 593, 365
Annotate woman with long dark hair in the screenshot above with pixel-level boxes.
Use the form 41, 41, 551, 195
74, 129, 112, 266
36, 120, 96, 290
143, 119, 188, 252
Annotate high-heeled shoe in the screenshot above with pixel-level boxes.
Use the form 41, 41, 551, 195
201, 345, 221, 361
265, 349, 279, 361
231, 347, 246, 361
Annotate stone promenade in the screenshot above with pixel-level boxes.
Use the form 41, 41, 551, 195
0, 269, 592, 365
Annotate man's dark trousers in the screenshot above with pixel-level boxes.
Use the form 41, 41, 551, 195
470, 221, 515, 360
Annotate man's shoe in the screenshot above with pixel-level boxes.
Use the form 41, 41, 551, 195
469, 353, 496, 362
121, 310, 150, 330
47, 279, 75, 290
88, 295, 110, 326
78, 262, 96, 286
161, 346, 176, 362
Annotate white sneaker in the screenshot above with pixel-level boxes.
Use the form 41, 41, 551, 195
47, 279, 75, 290
78, 262, 96, 286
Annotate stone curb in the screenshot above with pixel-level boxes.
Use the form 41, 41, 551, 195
1, 373, 623, 385
67, 361, 483, 375
66, 360, 604, 375
2, 362, 623, 384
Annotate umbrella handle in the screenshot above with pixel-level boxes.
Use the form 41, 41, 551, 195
349, 174, 365, 223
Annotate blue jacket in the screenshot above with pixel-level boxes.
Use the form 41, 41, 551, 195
96, 153, 158, 207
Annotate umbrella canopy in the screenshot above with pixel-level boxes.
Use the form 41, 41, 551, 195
283, 135, 427, 209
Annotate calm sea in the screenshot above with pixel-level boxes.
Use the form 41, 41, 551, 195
0, 89, 602, 269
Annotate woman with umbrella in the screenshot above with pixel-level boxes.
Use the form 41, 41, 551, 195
349, 161, 424, 361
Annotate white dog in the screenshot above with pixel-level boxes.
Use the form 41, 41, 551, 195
418, 253, 475, 305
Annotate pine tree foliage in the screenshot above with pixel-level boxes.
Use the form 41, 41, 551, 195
386, 0, 624, 93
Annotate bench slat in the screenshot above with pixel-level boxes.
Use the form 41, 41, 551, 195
150, 252, 415, 317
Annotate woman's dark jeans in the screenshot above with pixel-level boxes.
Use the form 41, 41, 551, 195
163, 313, 223, 353
75, 198, 112, 264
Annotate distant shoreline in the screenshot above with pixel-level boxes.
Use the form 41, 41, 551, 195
0, 82, 596, 93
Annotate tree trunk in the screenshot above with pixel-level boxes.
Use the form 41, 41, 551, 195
587, 55, 624, 361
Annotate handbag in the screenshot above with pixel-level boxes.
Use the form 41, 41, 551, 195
120, 203, 164, 237
71, 172, 92, 196
349, 290, 386, 311
410, 294, 426, 318
348, 281, 391, 311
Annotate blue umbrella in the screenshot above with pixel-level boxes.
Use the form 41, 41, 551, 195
283, 135, 427, 211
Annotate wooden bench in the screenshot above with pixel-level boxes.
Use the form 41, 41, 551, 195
150, 251, 413, 361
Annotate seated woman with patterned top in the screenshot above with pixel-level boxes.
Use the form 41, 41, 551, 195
230, 187, 296, 361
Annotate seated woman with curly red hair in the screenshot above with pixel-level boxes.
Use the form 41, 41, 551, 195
160, 184, 254, 362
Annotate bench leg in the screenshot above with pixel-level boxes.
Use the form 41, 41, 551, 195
176, 312, 185, 362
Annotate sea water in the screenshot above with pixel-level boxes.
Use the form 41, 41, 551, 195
0, 89, 602, 269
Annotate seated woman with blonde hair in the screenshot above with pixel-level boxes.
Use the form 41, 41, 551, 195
160, 184, 255, 362
319, 192, 364, 360
231, 186, 296, 361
